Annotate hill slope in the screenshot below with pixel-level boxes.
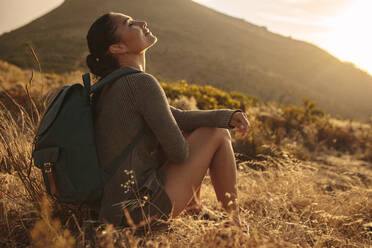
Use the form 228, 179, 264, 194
0, 0, 371, 120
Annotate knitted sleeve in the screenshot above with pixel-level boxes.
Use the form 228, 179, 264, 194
126, 73, 189, 163
170, 107, 240, 132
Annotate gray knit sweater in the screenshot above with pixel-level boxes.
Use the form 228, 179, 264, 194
92, 71, 236, 225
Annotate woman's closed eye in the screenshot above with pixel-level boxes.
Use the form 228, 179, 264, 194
124, 18, 134, 27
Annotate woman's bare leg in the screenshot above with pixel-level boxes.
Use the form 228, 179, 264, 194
163, 127, 237, 217
186, 130, 237, 211
187, 186, 201, 207
209, 130, 237, 211
181, 131, 202, 214
183, 186, 202, 215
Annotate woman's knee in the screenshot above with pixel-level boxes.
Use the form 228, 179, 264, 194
218, 128, 231, 141
191, 127, 231, 142
210, 127, 231, 142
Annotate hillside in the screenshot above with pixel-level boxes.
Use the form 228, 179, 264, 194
0, 0, 372, 120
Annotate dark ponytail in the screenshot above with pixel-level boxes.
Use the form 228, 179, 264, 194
86, 13, 120, 78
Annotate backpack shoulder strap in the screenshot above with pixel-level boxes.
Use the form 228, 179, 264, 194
83, 67, 142, 94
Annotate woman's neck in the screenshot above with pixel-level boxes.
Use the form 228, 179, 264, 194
117, 52, 146, 72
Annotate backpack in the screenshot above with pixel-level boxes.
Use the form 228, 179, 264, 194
32, 67, 143, 204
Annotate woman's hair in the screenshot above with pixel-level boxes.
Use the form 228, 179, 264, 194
86, 13, 120, 78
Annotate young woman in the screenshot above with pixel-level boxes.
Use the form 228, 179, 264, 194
86, 12, 250, 230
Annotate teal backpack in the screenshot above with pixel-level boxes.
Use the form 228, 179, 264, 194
32, 67, 143, 204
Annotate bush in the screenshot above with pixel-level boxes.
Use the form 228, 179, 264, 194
168, 95, 198, 110
230, 91, 260, 107
281, 98, 324, 126
161, 81, 242, 110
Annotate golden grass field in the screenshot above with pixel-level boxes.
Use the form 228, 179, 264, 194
0, 61, 371, 247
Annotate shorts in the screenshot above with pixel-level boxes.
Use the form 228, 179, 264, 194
120, 175, 173, 233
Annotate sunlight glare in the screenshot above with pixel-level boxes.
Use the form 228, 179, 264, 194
321, 0, 372, 73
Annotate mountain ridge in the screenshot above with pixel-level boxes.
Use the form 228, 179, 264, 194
0, 0, 371, 121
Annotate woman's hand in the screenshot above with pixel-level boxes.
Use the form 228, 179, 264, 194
229, 111, 250, 138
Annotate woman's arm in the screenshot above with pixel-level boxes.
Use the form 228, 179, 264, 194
126, 73, 189, 163
170, 106, 241, 132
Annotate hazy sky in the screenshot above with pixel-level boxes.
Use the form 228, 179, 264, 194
1, 0, 371, 74
193, 0, 372, 74
0, 0, 64, 34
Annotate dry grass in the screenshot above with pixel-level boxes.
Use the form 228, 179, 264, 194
0, 64, 371, 247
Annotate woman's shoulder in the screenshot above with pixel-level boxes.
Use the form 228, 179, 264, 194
124, 71, 161, 91
125, 71, 159, 83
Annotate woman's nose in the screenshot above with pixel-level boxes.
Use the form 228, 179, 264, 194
140, 21, 147, 28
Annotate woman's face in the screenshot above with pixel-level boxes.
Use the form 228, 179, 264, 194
110, 13, 157, 54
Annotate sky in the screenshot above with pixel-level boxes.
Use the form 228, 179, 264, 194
0, 0, 371, 74
0, 0, 64, 34
192, 0, 372, 74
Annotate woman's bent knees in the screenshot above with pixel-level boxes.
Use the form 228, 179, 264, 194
218, 128, 231, 141
163, 127, 234, 216
191, 127, 231, 143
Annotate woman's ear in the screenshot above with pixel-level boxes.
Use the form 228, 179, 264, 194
109, 43, 128, 55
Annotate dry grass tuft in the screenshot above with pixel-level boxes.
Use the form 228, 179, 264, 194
30, 197, 76, 248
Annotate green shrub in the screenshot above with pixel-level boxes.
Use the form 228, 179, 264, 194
229, 91, 260, 107
281, 98, 324, 126
161, 81, 242, 110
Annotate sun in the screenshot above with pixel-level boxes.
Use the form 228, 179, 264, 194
321, 0, 372, 73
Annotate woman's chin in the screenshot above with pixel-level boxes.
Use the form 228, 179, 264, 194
149, 34, 157, 43
147, 36, 158, 47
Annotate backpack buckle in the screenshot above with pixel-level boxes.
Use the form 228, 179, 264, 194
43, 162, 60, 197
44, 162, 53, 173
